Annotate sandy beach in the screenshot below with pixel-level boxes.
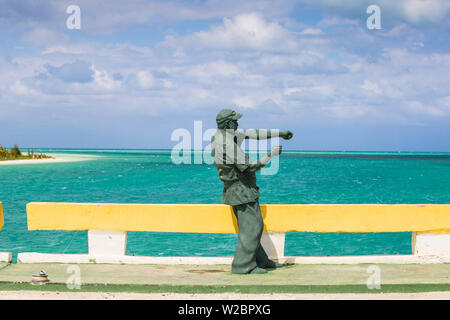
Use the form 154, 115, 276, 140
0, 154, 98, 165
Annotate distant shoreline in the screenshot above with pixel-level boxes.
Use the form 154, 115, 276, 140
15, 148, 450, 155
0, 153, 99, 166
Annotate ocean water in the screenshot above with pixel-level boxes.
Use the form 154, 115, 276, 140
1, 149, 450, 262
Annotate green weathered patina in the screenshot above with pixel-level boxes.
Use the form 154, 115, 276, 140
211, 109, 293, 274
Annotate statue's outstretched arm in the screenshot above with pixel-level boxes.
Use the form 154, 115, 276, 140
244, 129, 293, 140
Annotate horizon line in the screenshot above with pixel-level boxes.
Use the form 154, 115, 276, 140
9, 147, 450, 154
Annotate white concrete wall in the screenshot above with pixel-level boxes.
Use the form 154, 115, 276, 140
15, 231, 450, 265
17, 253, 233, 265
88, 230, 127, 256
0, 252, 12, 263
412, 232, 450, 258
17, 252, 450, 264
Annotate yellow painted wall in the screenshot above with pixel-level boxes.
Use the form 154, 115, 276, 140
0, 202, 3, 231
27, 203, 450, 233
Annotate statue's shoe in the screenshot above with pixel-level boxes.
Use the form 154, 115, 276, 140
263, 260, 287, 269
249, 267, 268, 274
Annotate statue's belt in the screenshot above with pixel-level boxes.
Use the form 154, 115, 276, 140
223, 180, 259, 191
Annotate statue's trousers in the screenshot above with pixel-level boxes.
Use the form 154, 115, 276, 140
231, 200, 271, 274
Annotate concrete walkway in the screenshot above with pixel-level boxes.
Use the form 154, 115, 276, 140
0, 263, 449, 287
2, 291, 450, 300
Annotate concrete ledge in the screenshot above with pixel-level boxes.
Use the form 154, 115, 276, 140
88, 230, 127, 256
284, 255, 450, 264
16, 252, 450, 265
413, 232, 450, 257
83, 230, 285, 261
0, 252, 12, 263
17, 253, 234, 265
27, 202, 450, 233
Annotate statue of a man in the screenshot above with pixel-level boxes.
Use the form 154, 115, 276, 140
211, 109, 293, 274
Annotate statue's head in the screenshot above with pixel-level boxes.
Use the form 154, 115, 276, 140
216, 109, 242, 130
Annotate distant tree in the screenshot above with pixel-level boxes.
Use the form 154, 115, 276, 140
0, 146, 8, 158
9, 144, 22, 158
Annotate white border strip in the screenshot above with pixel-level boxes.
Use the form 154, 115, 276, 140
16, 253, 450, 265
0, 252, 12, 263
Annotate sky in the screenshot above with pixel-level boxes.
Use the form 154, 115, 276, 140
0, 0, 449, 151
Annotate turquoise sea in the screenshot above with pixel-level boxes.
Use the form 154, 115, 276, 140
1, 149, 450, 262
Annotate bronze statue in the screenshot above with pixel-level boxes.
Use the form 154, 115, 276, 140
211, 109, 293, 274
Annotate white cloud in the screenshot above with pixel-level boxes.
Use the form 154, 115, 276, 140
9, 81, 40, 96
21, 28, 69, 46
437, 96, 450, 110
191, 88, 213, 101
1, 9, 450, 127
93, 68, 121, 90
360, 80, 382, 96
400, 0, 449, 24
185, 13, 299, 52
300, 28, 324, 35
188, 60, 241, 82
41, 44, 90, 55
233, 96, 257, 109
0, 0, 298, 33
402, 101, 446, 117
322, 104, 372, 119
136, 71, 155, 89
318, 17, 359, 27
284, 85, 334, 96
310, 0, 450, 25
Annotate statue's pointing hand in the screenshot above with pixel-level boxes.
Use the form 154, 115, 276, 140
270, 145, 282, 157
280, 130, 293, 140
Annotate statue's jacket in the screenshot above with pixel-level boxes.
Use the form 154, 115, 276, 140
211, 129, 260, 206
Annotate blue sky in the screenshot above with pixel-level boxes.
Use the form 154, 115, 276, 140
0, 0, 449, 151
